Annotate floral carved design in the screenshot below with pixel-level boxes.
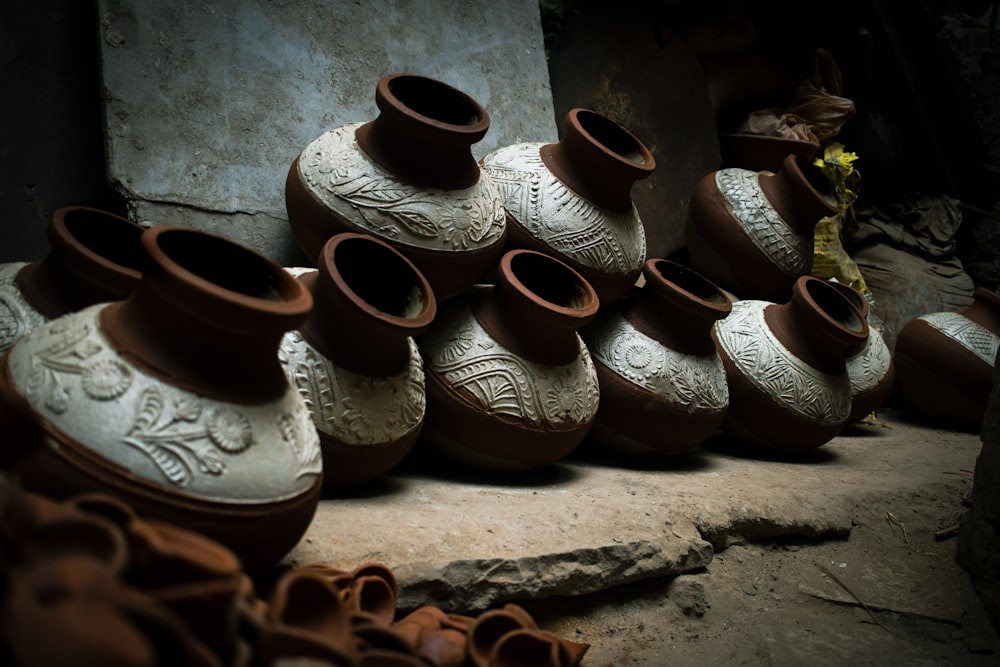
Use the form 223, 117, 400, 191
716, 168, 812, 277
423, 305, 599, 429
298, 123, 506, 252
122, 389, 253, 487
714, 300, 851, 425
481, 143, 646, 275
0, 262, 46, 353
279, 331, 425, 445
6, 305, 322, 499
22, 318, 133, 414
585, 314, 728, 413
920, 312, 1000, 367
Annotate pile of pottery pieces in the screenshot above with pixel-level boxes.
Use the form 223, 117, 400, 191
0, 468, 588, 667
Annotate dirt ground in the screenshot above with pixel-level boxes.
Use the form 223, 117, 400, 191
519, 425, 999, 666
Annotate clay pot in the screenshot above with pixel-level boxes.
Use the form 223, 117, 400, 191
418, 249, 601, 469
279, 233, 436, 485
712, 275, 869, 451
828, 282, 895, 423
894, 286, 1000, 424
581, 259, 732, 455
686, 153, 838, 302
480, 107, 656, 307
722, 134, 819, 173
0, 226, 323, 571
285, 72, 507, 301
0, 206, 144, 353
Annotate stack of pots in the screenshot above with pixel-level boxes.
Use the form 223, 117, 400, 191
284, 72, 671, 470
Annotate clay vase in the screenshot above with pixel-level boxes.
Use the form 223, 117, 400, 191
0, 226, 323, 572
828, 282, 895, 423
712, 275, 869, 451
279, 232, 436, 485
894, 287, 1000, 424
480, 108, 656, 308
285, 72, 507, 302
686, 153, 839, 302
0, 205, 144, 353
418, 248, 601, 469
581, 259, 732, 455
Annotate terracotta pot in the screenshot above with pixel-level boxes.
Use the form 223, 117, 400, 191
280, 233, 436, 485
480, 108, 655, 307
285, 72, 507, 301
686, 153, 838, 302
0, 226, 323, 572
722, 134, 819, 173
0, 206, 144, 353
582, 259, 732, 455
827, 282, 895, 423
418, 249, 601, 469
712, 275, 868, 451
894, 287, 1000, 423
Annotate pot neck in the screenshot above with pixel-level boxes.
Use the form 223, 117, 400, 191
965, 287, 1000, 333
354, 73, 489, 190
624, 259, 732, 356
298, 233, 437, 377
473, 250, 599, 366
539, 108, 655, 212
16, 206, 144, 319
763, 276, 868, 375
100, 227, 312, 403
757, 154, 838, 236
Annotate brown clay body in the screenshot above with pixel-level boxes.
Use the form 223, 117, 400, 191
279, 232, 436, 485
480, 108, 655, 308
582, 259, 732, 455
285, 72, 507, 302
1, 226, 323, 571
418, 249, 601, 469
894, 287, 1000, 424
713, 275, 868, 451
1, 206, 144, 352
686, 153, 838, 303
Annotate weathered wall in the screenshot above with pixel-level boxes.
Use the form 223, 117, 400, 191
97, 0, 557, 266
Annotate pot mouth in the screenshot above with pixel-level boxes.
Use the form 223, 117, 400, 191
51, 206, 145, 277
647, 259, 731, 312
798, 276, 867, 337
380, 73, 489, 134
142, 227, 311, 320
570, 108, 655, 170
326, 233, 436, 325
503, 249, 599, 316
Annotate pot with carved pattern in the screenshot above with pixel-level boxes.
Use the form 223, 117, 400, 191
712, 275, 868, 451
686, 153, 838, 302
417, 249, 601, 469
1, 206, 144, 354
285, 72, 507, 302
581, 259, 732, 455
0, 226, 322, 571
480, 108, 655, 308
279, 232, 436, 485
894, 287, 1000, 424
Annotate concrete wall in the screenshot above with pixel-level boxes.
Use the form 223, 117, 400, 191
96, 0, 558, 266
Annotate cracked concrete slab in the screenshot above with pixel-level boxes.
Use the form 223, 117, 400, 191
287, 409, 983, 613
97, 0, 557, 265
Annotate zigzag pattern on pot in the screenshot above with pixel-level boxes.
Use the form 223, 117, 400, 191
716, 168, 813, 277
919, 312, 1000, 366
